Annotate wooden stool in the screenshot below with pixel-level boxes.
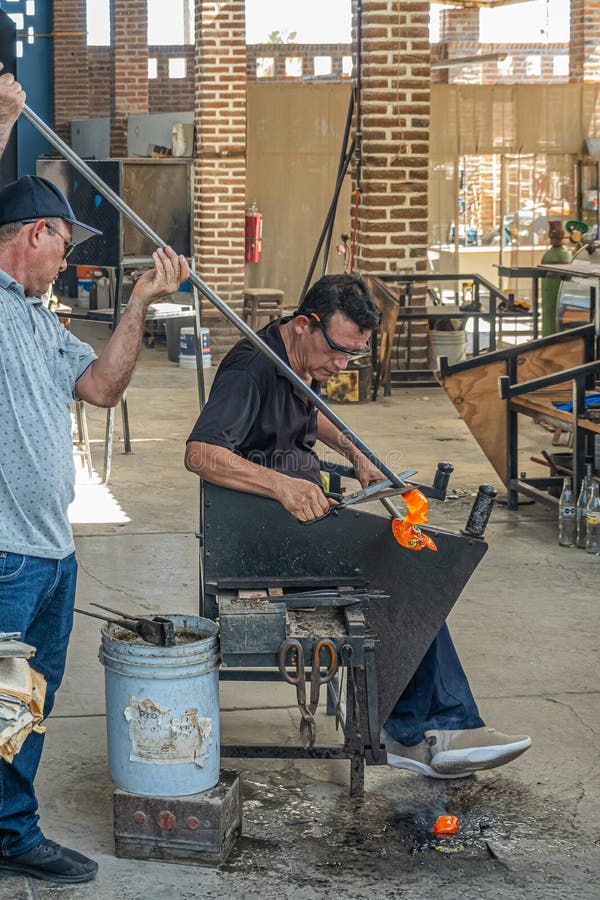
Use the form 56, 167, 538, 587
243, 288, 284, 330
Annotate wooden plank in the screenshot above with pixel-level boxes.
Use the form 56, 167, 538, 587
515, 337, 586, 383
511, 396, 573, 423
511, 396, 600, 435
437, 334, 588, 484
437, 358, 508, 481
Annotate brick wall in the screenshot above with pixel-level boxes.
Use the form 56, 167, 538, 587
86, 38, 573, 122
89, 48, 111, 119
246, 43, 352, 80
570, 0, 600, 82
353, 0, 431, 280
53, 1, 89, 140
193, 1, 247, 359
148, 47, 195, 112
110, 0, 149, 156
352, 0, 430, 368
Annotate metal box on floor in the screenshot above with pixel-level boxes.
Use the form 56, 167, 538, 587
113, 770, 241, 867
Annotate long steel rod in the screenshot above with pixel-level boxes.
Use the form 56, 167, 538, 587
22, 103, 406, 488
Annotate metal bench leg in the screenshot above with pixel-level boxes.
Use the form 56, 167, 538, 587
75, 400, 93, 479
103, 407, 114, 484
350, 754, 365, 797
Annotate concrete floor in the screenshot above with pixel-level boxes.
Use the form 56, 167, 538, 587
1, 319, 599, 899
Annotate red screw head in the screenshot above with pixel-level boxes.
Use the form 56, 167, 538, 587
186, 816, 200, 831
157, 811, 176, 831
133, 811, 146, 825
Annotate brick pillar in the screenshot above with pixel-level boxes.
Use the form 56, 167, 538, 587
353, 0, 430, 367
194, 1, 247, 359
570, 0, 600, 82
110, 0, 149, 156
53, 1, 89, 141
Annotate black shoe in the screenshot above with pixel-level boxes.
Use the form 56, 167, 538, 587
0, 838, 98, 883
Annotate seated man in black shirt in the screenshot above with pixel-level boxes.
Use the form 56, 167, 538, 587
185, 274, 531, 778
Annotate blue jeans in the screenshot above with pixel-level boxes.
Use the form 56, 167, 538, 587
384, 623, 485, 746
0, 551, 77, 856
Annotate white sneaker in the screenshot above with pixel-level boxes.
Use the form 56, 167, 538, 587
381, 729, 475, 780
426, 726, 532, 776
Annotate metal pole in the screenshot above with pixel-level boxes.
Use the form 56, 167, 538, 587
320, 90, 355, 279
22, 104, 407, 489
300, 139, 355, 302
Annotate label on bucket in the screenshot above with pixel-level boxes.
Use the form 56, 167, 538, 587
179, 330, 195, 356
124, 697, 212, 767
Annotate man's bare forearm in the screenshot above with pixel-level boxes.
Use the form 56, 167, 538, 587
75, 298, 147, 407
75, 247, 189, 407
0, 66, 25, 158
184, 442, 283, 498
316, 412, 386, 486
184, 441, 334, 521
317, 412, 365, 466
0, 122, 14, 158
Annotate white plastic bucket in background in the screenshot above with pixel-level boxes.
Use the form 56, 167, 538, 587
98, 615, 220, 797
179, 327, 211, 368
77, 279, 92, 309
431, 330, 467, 367
179, 326, 196, 368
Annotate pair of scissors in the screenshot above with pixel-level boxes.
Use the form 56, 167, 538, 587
278, 638, 338, 747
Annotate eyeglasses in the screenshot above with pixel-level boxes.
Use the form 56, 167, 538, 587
308, 312, 371, 360
22, 219, 75, 259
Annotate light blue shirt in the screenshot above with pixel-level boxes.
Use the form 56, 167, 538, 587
0, 269, 97, 559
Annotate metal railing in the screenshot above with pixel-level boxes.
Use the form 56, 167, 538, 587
377, 272, 533, 374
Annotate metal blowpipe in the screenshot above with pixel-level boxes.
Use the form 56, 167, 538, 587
21, 103, 406, 489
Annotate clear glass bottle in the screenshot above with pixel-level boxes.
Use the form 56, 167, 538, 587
585, 481, 600, 555
558, 477, 576, 547
576, 466, 593, 549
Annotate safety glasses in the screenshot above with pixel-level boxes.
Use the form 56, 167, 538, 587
22, 219, 75, 259
308, 312, 370, 360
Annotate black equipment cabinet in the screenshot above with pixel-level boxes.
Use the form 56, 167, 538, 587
36, 157, 192, 267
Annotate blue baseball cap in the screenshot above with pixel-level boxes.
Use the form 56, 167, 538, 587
0, 175, 102, 245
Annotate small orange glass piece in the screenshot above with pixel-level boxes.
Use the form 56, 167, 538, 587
402, 488, 429, 525
432, 814, 460, 835
391, 488, 437, 552
391, 518, 437, 551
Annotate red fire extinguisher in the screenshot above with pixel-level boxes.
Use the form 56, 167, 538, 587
245, 203, 263, 263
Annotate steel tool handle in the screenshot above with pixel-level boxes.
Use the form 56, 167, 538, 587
278, 638, 305, 686
313, 640, 338, 684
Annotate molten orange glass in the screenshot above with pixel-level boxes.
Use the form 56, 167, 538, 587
432, 814, 460, 836
391, 488, 437, 552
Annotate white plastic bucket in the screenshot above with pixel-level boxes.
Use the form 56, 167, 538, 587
99, 615, 220, 797
431, 330, 467, 367
77, 279, 92, 308
179, 327, 211, 368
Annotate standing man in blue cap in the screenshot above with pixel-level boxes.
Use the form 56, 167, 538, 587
0, 76, 190, 883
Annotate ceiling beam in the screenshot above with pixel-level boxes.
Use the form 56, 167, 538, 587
431, 51, 508, 69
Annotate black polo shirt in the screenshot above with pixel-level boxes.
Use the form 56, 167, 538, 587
187, 319, 321, 485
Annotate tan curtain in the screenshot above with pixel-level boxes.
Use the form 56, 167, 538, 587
432, 84, 600, 156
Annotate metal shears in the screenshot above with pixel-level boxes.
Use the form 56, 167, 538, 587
278, 638, 338, 748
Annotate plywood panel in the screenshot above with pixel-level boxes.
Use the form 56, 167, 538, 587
438, 360, 508, 482
515, 337, 586, 383
438, 334, 589, 483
